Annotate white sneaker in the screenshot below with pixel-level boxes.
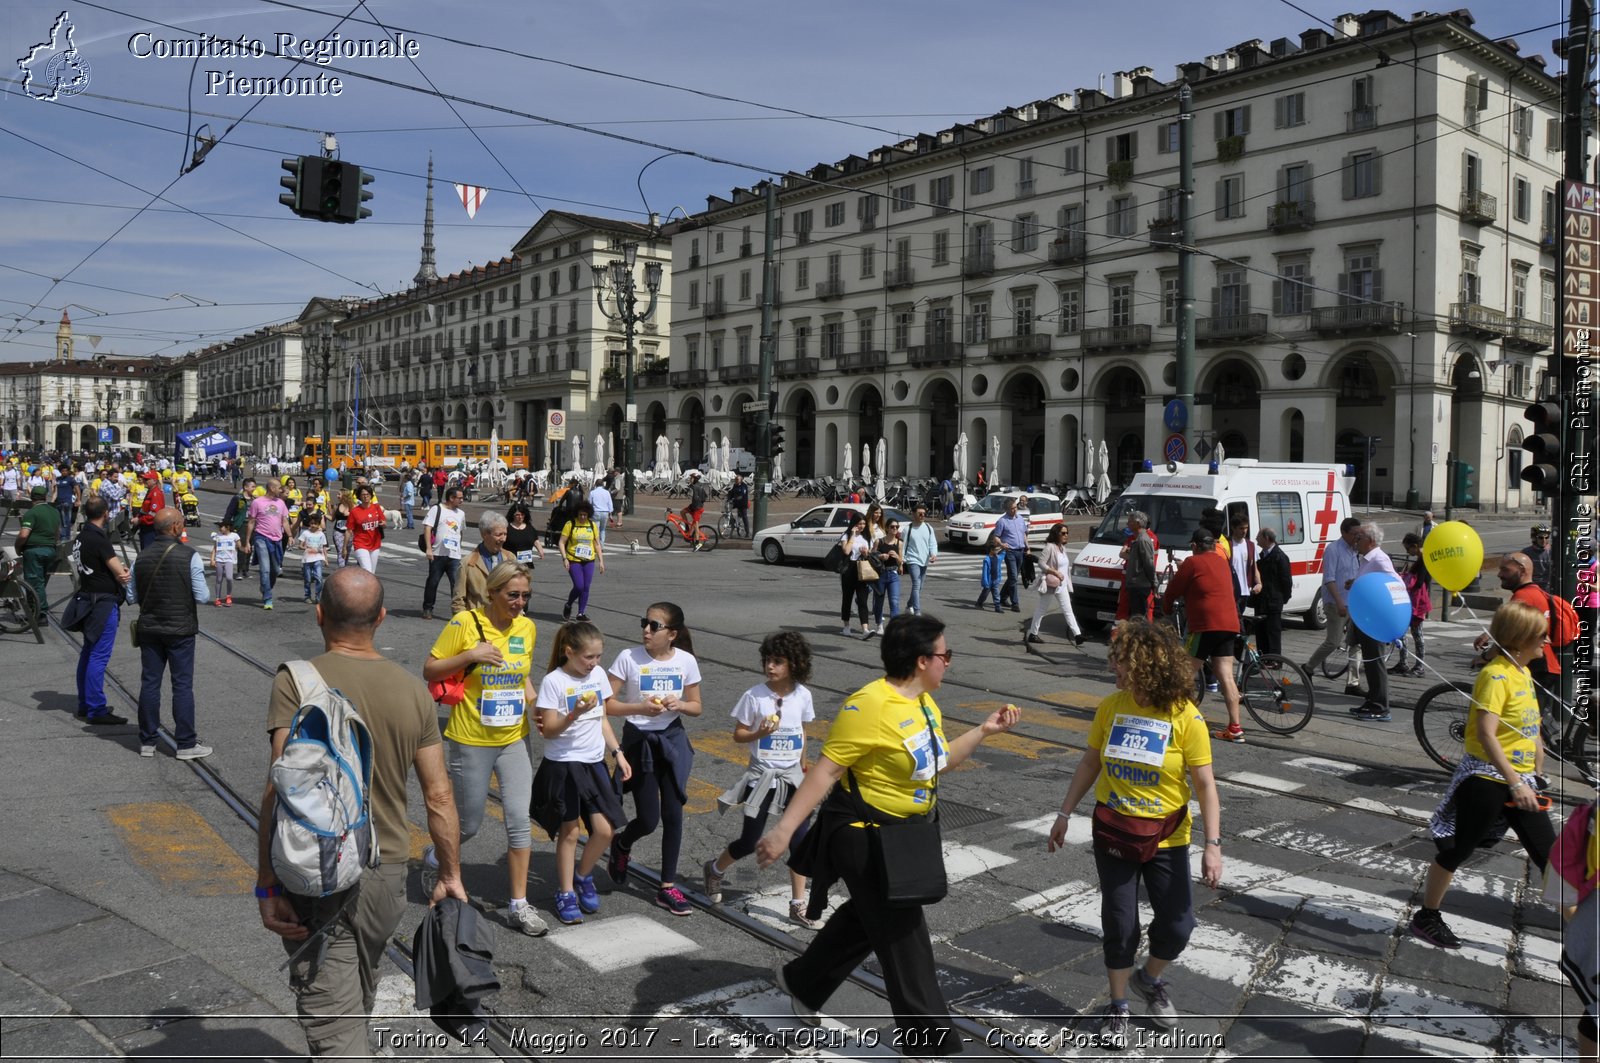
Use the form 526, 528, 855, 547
175, 744, 213, 760
840, 626, 854, 637
774, 964, 820, 1026
508, 901, 550, 937
139, 744, 156, 758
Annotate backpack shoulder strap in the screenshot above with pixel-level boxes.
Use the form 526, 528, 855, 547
280, 660, 332, 719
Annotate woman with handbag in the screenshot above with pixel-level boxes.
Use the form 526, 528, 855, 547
420, 562, 549, 938
756, 614, 1020, 1056
867, 518, 904, 637
1047, 618, 1222, 1050
1026, 522, 1086, 647
837, 514, 873, 639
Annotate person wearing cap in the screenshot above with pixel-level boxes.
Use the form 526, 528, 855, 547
137, 471, 166, 551
681, 470, 709, 549
1160, 529, 1245, 742
1527, 525, 1553, 594
15, 483, 61, 611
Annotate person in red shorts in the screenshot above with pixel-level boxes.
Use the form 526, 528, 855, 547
681, 470, 709, 549
1161, 529, 1244, 743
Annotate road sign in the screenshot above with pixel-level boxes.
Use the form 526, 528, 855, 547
1163, 399, 1187, 432
1164, 434, 1187, 463
97, 428, 113, 444
741, 400, 767, 413
545, 410, 567, 441
1194, 438, 1212, 460
1563, 180, 1599, 357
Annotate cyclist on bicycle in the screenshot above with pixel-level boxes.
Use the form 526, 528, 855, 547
725, 472, 749, 538
682, 470, 709, 550
1161, 529, 1245, 743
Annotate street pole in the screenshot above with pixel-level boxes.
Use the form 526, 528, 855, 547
754, 180, 778, 536
593, 246, 661, 519
1176, 82, 1196, 455
319, 324, 334, 483
623, 285, 637, 519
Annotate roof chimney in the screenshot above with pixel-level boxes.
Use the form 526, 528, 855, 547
1333, 13, 1360, 37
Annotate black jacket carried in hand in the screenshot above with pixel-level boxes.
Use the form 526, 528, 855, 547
1253, 545, 1293, 613
412, 897, 499, 1044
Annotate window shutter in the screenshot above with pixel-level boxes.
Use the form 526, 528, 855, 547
1215, 180, 1227, 220
1242, 284, 1252, 313
1477, 78, 1489, 109
1241, 105, 1252, 134
1277, 166, 1289, 200
1214, 112, 1224, 140
1342, 157, 1355, 200
1210, 286, 1220, 315
1105, 136, 1115, 164
1464, 75, 1477, 109
1273, 279, 1283, 313
1372, 270, 1384, 302
1304, 276, 1316, 310
1372, 155, 1383, 196
1107, 202, 1119, 236
1275, 96, 1287, 128
1337, 273, 1349, 302
1548, 117, 1563, 147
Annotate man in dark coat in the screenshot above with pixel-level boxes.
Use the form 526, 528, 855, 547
1252, 527, 1294, 657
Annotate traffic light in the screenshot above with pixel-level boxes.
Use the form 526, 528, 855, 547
342, 165, 375, 222
316, 160, 344, 220
768, 421, 785, 461
1366, 435, 1381, 459
1521, 401, 1563, 493
279, 155, 332, 219
279, 156, 303, 214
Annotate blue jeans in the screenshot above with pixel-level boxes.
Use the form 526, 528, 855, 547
303, 559, 324, 600
75, 601, 119, 716
594, 515, 611, 544
905, 563, 928, 613
402, 501, 414, 529
1001, 547, 1023, 606
138, 633, 197, 749
872, 570, 901, 624
56, 503, 76, 538
423, 555, 459, 613
253, 535, 284, 602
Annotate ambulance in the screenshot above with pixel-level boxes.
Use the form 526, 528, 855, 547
1070, 460, 1354, 629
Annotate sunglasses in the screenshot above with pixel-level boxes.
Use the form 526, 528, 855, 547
640, 618, 668, 632
926, 650, 955, 664
503, 590, 531, 601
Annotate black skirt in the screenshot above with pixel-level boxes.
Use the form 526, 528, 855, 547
530, 759, 626, 840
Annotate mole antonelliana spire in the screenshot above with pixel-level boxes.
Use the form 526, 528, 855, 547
414, 154, 439, 286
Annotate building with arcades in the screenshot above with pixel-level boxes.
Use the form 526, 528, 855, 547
646, 7, 1569, 510
0, 312, 160, 453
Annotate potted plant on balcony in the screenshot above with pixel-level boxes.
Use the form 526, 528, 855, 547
1216, 135, 1245, 163
601, 366, 624, 389
1106, 160, 1133, 188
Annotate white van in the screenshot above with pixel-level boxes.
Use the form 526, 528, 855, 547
1069, 460, 1354, 629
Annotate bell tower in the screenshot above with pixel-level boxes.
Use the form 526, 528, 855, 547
56, 309, 74, 361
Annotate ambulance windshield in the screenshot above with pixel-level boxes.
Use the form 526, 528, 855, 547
1090, 494, 1218, 546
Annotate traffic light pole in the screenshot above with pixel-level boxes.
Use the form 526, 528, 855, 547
753, 180, 778, 537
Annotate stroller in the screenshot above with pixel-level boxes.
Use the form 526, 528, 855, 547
178, 488, 202, 526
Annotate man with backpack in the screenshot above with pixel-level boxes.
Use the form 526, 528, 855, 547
256, 567, 465, 1059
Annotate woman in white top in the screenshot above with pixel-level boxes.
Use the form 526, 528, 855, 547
1027, 522, 1086, 646
837, 514, 873, 638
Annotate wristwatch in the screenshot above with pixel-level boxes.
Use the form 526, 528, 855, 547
1204, 838, 1223, 847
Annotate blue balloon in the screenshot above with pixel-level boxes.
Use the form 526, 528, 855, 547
324, 468, 339, 482
1347, 572, 1411, 644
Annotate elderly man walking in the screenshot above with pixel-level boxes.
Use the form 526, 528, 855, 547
131, 508, 212, 759
1350, 521, 1399, 722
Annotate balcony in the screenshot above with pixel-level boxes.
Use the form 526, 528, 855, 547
740, 242, 753, 258
884, 266, 916, 290
717, 363, 759, 384
1196, 313, 1271, 345
907, 341, 963, 368
703, 298, 727, 319
1016, 178, 1036, 198
464, 342, 479, 356
565, 319, 578, 334
1146, 216, 1181, 249
446, 383, 471, 399
839, 349, 888, 373
1450, 302, 1508, 339
775, 356, 819, 379
1460, 189, 1497, 226
1309, 302, 1405, 335
670, 368, 708, 388
492, 336, 506, 350
961, 250, 995, 278
1082, 324, 1153, 352
1347, 106, 1377, 131
1267, 199, 1316, 233
987, 333, 1052, 360
815, 279, 846, 301
639, 364, 670, 387
689, 254, 701, 269
1540, 229, 1557, 256
1049, 234, 1087, 264
1503, 318, 1554, 352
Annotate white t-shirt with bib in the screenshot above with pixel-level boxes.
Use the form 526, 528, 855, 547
610, 646, 702, 731
731, 683, 814, 770
537, 663, 611, 762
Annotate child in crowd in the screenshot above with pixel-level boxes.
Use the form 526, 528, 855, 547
296, 511, 328, 604
976, 535, 1005, 613
209, 518, 239, 607
1392, 532, 1431, 678
533, 622, 631, 926
606, 601, 703, 916
703, 632, 820, 928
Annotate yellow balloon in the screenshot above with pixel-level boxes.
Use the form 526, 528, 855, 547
1423, 520, 1483, 592
252, 485, 267, 497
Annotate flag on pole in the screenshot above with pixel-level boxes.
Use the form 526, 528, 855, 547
454, 183, 488, 219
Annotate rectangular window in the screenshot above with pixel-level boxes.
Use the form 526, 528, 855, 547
1512, 266, 1530, 320
1460, 248, 1481, 305
1513, 177, 1531, 222
1215, 105, 1251, 138
1542, 274, 1555, 323
891, 184, 916, 212
933, 230, 950, 265
1109, 281, 1134, 327
1257, 492, 1305, 545
970, 166, 994, 195
712, 275, 725, 305
826, 253, 842, 283
1344, 249, 1379, 303
792, 209, 813, 243
1063, 144, 1082, 173
1464, 73, 1488, 130
965, 300, 989, 344
858, 194, 878, 231
927, 305, 952, 346
1013, 293, 1034, 336
1276, 260, 1311, 315
825, 202, 845, 227
795, 258, 810, 289
1108, 132, 1138, 162
1352, 74, 1377, 128
893, 311, 913, 350
1157, 122, 1179, 153
714, 232, 725, 253
1161, 272, 1179, 326
739, 270, 751, 301
1110, 196, 1136, 237
1016, 157, 1035, 196
859, 245, 875, 278
1275, 91, 1306, 128
929, 174, 954, 213
710, 333, 723, 368
684, 335, 699, 368
793, 324, 809, 358
1216, 174, 1245, 219
1011, 213, 1040, 252
687, 280, 699, 309
1216, 267, 1247, 317
1344, 150, 1380, 198
821, 321, 843, 359
856, 313, 875, 353
737, 330, 751, 362
688, 238, 700, 267
1058, 286, 1082, 334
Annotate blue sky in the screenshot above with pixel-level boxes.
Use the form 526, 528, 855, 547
0, 0, 1568, 363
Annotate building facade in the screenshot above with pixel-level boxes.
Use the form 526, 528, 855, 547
646, 8, 1565, 510
1, 313, 160, 452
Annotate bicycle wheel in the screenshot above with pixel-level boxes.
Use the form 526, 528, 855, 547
1319, 648, 1351, 681
1241, 654, 1315, 735
645, 523, 675, 551
1413, 681, 1475, 772
695, 526, 721, 552
0, 582, 40, 634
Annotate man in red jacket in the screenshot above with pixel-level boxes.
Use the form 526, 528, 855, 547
1162, 529, 1244, 743
137, 471, 165, 551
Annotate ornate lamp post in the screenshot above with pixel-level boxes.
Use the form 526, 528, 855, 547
101, 387, 120, 456
310, 322, 343, 479
591, 243, 662, 517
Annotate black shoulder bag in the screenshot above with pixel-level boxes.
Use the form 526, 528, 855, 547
839, 697, 948, 906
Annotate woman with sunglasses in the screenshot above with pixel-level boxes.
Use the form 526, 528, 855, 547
868, 518, 904, 637
1027, 522, 1087, 647
606, 602, 703, 915
421, 562, 549, 937
757, 614, 1020, 1054
837, 515, 873, 638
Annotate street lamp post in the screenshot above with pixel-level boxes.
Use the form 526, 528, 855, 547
311, 322, 341, 480
101, 388, 119, 457
592, 243, 662, 518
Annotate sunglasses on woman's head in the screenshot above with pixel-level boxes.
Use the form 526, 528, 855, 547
640, 618, 667, 632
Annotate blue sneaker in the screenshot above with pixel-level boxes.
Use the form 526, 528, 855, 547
574, 873, 601, 914
554, 890, 583, 925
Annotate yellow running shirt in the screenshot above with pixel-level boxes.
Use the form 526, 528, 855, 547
429, 610, 538, 746
1463, 657, 1540, 778
821, 678, 948, 819
1088, 689, 1212, 849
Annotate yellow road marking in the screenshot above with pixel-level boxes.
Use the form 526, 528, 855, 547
686, 777, 721, 814
107, 802, 254, 896
693, 729, 754, 767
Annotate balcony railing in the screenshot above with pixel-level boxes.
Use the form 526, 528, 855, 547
815, 279, 846, 300
1196, 313, 1270, 344
961, 250, 995, 277
907, 341, 963, 367
1347, 106, 1377, 131
1267, 199, 1316, 232
1540, 229, 1557, 255
639, 364, 670, 387
1460, 190, 1497, 226
1146, 216, 1181, 249
669, 369, 708, 388
703, 298, 727, 319
1503, 318, 1554, 352
1450, 302, 1508, 339
739, 242, 753, 257
446, 383, 471, 399
688, 254, 701, 269
775, 356, 819, 379
717, 363, 759, 384
987, 333, 1052, 359
1049, 234, 1087, 264
1309, 302, 1405, 334
1082, 324, 1153, 352
492, 336, 506, 350
839, 349, 888, 373
884, 266, 916, 290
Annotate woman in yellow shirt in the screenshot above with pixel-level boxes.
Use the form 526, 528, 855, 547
756, 614, 1019, 1055
421, 562, 548, 937
558, 499, 604, 622
1414, 600, 1555, 950
1048, 618, 1222, 1049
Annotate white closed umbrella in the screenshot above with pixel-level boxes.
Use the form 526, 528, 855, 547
720, 437, 731, 476
843, 440, 853, 481
570, 433, 583, 476
875, 436, 887, 501
772, 451, 784, 481
671, 438, 681, 477
654, 434, 668, 475
991, 435, 1000, 488
1214, 441, 1226, 466
608, 431, 617, 476
954, 431, 968, 485
859, 441, 871, 485
1097, 439, 1112, 502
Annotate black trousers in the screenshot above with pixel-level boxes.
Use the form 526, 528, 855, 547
1255, 609, 1284, 657
1355, 627, 1388, 708
1435, 774, 1554, 873
783, 826, 961, 1056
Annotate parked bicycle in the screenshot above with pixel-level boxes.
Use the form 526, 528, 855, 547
717, 503, 749, 539
646, 508, 720, 552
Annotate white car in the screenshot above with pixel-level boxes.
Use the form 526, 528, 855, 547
944, 490, 1063, 547
753, 503, 912, 565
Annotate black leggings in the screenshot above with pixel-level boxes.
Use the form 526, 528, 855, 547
1435, 774, 1555, 873
840, 571, 869, 625
615, 762, 685, 883
727, 788, 810, 860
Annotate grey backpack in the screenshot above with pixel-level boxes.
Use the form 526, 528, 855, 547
269, 661, 379, 896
